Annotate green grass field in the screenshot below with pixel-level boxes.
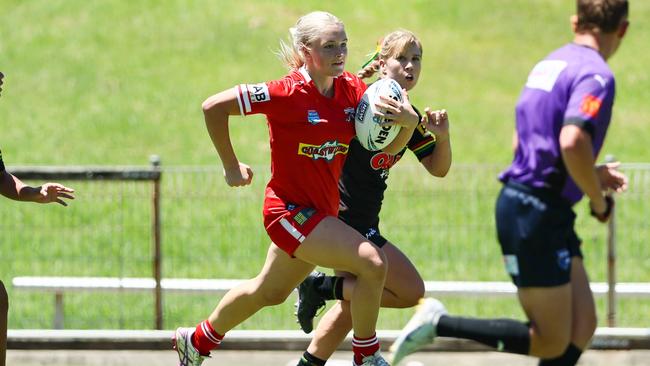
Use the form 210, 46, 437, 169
1, 0, 649, 331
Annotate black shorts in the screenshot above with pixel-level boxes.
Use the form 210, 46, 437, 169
495, 181, 583, 288
340, 219, 387, 249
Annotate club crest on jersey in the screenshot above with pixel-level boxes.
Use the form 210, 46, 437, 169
307, 110, 327, 125
580, 94, 602, 118
298, 140, 349, 161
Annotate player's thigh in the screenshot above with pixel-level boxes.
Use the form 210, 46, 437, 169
254, 243, 316, 302
518, 284, 572, 350
294, 216, 386, 276
381, 240, 424, 304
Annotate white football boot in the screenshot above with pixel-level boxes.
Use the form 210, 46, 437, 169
389, 297, 447, 365
172, 327, 209, 366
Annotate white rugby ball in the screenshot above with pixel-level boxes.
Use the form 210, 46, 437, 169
354, 78, 403, 151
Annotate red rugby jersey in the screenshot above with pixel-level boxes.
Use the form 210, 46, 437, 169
235, 67, 367, 216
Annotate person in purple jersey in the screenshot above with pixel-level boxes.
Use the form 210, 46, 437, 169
0, 72, 76, 366
390, 2, 629, 366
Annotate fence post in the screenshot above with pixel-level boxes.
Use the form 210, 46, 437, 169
150, 155, 163, 330
605, 154, 617, 327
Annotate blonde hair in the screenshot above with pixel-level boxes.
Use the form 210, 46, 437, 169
277, 11, 344, 70
358, 29, 423, 80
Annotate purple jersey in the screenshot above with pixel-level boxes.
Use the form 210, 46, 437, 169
500, 43, 616, 204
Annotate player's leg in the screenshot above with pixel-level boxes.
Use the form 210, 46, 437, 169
340, 240, 424, 308
294, 216, 388, 365
208, 243, 315, 332
537, 257, 596, 365
298, 240, 423, 365
297, 301, 352, 366
518, 285, 572, 358
174, 244, 314, 365
0, 280, 7, 366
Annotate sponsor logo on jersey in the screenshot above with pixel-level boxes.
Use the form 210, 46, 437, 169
307, 110, 327, 125
370, 152, 403, 171
580, 94, 602, 118
293, 207, 316, 225
525, 60, 567, 92
298, 141, 349, 161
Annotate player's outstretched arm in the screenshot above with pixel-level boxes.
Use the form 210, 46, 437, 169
0, 171, 74, 206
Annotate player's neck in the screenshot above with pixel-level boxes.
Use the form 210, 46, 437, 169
573, 33, 612, 61
305, 67, 335, 98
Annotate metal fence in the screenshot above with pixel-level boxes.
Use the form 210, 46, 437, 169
1, 161, 649, 330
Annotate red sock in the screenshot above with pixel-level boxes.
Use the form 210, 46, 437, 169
352, 333, 380, 365
191, 320, 224, 355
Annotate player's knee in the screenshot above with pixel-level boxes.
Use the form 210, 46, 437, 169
356, 243, 388, 280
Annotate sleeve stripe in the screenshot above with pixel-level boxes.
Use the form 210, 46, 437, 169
236, 84, 252, 115
235, 85, 245, 116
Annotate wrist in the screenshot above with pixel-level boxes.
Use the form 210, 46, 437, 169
435, 133, 449, 143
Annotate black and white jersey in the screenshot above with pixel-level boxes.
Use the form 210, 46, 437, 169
0, 148, 5, 172
338, 107, 436, 228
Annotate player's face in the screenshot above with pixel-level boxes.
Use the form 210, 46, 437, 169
381, 43, 422, 91
305, 24, 348, 77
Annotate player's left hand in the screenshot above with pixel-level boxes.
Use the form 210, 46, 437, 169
597, 162, 628, 193
374, 90, 419, 129
36, 183, 75, 206
423, 108, 449, 142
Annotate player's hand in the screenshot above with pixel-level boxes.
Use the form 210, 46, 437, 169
423, 108, 450, 142
374, 90, 419, 129
223, 162, 253, 187
597, 162, 628, 193
36, 183, 75, 206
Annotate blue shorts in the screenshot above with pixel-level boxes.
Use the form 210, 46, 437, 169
496, 181, 583, 288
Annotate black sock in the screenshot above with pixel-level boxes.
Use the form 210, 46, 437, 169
297, 351, 327, 366
538, 343, 583, 366
437, 315, 530, 355
314, 275, 344, 300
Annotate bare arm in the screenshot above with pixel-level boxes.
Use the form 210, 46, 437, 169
0, 170, 74, 206
559, 125, 607, 216
420, 109, 451, 177
202, 88, 254, 187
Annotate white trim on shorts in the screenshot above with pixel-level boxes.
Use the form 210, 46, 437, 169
279, 218, 305, 243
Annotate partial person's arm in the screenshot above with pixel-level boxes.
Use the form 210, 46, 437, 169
420, 109, 451, 177
202, 88, 254, 187
0, 170, 74, 206
559, 125, 609, 217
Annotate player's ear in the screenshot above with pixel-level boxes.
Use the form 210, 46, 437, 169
570, 15, 578, 33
